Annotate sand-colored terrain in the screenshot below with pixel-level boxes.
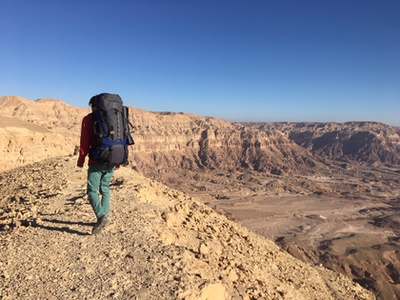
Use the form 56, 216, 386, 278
1, 95, 399, 299
0, 156, 374, 299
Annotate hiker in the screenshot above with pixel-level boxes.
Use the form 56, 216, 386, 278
77, 93, 134, 234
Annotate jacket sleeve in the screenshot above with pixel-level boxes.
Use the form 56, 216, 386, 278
77, 114, 93, 167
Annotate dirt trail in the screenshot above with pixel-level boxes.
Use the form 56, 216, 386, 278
0, 156, 374, 299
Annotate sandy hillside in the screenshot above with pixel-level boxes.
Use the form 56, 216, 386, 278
0, 156, 374, 300
0, 96, 87, 172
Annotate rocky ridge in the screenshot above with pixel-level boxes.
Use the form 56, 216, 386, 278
129, 109, 323, 177
0, 96, 87, 172
251, 122, 400, 166
0, 156, 374, 300
0, 96, 323, 176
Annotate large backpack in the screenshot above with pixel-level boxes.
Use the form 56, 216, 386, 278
89, 93, 134, 166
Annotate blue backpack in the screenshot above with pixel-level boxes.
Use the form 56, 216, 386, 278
89, 93, 134, 166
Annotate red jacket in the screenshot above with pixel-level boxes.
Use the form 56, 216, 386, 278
77, 113, 98, 167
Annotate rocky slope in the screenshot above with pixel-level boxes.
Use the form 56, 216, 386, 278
0, 96, 86, 133
251, 122, 400, 166
0, 96, 87, 172
1, 96, 399, 299
0, 156, 374, 300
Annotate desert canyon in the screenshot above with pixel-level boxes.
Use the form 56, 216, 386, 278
1, 96, 399, 299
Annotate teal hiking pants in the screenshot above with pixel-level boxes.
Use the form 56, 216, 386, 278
87, 164, 115, 219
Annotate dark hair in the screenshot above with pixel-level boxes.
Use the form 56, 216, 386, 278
89, 95, 98, 106
89, 93, 109, 106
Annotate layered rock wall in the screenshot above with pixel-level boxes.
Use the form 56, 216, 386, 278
253, 122, 400, 165
129, 108, 321, 178
0, 97, 322, 176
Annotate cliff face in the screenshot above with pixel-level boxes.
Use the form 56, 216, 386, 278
2, 97, 398, 175
0, 96, 322, 176
129, 108, 322, 178
256, 122, 400, 166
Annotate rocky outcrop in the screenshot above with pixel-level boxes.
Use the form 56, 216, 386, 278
0, 96, 86, 133
0, 156, 375, 299
129, 108, 324, 179
253, 122, 400, 166
0, 117, 78, 171
0, 96, 87, 172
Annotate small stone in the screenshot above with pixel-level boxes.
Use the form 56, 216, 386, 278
198, 283, 227, 300
199, 243, 209, 255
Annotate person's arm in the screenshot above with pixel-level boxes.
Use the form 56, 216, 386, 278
77, 115, 93, 167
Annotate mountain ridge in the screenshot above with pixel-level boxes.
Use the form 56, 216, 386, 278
0, 96, 324, 176
246, 122, 400, 166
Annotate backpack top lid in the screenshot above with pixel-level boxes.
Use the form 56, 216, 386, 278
89, 93, 123, 111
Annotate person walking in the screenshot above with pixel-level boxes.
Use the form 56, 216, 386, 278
78, 93, 133, 234
77, 98, 116, 234
77, 94, 125, 234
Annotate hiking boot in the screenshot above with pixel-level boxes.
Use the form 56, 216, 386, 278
92, 215, 109, 235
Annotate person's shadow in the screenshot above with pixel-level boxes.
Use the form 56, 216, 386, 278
33, 193, 94, 236
35, 218, 94, 236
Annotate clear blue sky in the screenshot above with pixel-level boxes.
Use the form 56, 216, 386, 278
1, 1, 399, 126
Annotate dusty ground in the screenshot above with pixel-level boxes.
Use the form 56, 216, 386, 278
0, 156, 375, 300
171, 162, 400, 299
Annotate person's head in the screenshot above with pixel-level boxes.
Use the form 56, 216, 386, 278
89, 96, 96, 106
89, 95, 99, 111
